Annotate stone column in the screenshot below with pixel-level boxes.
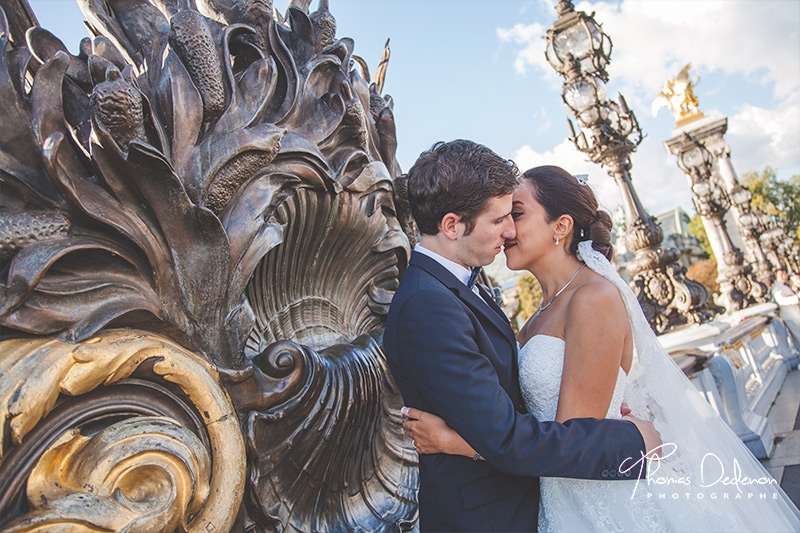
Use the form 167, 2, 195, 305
665, 119, 768, 311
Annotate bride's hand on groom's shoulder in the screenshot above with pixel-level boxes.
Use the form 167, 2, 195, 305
621, 413, 663, 458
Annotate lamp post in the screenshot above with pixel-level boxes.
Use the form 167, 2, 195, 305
749, 209, 798, 276
676, 138, 764, 311
707, 140, 773, 288
758, 213, 786, 271
544, 0, 717, 333
780, 235, 800, 273
728, 182, 773, 286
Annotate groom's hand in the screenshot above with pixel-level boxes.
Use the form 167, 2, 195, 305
622, 415, 662, 458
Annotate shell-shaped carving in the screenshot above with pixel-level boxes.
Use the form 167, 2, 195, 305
239, 336, 418, 531
245, 186, 402, 354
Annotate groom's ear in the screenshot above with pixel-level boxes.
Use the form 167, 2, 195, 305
440, 213, 462, 240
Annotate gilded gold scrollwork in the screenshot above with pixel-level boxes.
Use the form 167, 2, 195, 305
0, 330, 246, 532
6, 417, 209, 532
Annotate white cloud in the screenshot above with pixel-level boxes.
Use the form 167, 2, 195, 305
496, 22, 552, 77
726, 90, 800, 176
530, 107, 554, 137
512, 0, 800, 101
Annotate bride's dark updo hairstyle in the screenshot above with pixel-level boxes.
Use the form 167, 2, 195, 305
522, 165, 614, 261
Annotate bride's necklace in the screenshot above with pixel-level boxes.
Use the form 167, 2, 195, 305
530, 263, 586, 322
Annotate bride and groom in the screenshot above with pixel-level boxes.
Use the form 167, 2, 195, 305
383, 140, 800, 532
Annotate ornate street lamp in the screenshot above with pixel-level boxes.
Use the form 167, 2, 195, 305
544, 0, 717, 333
757, 212, 799, 274
676, 138, 766, 311
728, 183, 773, 285
758, 213, 784, 270
780, 236, 800, 273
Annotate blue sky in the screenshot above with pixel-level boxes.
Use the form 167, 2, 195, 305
28, 0, 800, 218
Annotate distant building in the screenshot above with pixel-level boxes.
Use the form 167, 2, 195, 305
657, 207, 707, 267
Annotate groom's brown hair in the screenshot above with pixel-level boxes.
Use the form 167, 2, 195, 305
404, 140, 519, 236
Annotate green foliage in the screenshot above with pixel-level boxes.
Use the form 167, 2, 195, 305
688, 214, 714, 261
513, 273, 543, 329
741, 166, 800, 243
686, 259, 719, 295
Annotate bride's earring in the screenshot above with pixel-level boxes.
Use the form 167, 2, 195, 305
555, 235, 560, 246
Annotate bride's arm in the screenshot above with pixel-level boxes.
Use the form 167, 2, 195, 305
402, 407, 481, 459
555, 280, 629, 424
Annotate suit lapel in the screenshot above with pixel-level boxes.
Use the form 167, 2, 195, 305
409, 252, 516, 348
477, 284, 507, 320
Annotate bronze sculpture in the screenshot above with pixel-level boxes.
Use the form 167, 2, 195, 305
0, 0, 417, 530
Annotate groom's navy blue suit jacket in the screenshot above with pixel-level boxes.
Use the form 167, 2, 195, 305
384, 251, 646, 531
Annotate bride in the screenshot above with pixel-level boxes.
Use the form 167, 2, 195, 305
403, 165, 800, 532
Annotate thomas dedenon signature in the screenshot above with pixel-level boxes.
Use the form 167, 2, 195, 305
620, 443, 779, 499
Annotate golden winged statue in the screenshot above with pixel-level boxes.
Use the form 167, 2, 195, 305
652, 63, 705, 126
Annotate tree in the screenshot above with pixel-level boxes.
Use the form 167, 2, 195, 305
686, 259, 719, 296
513, 273, 543, 329
741, 166, 800, 243
688, 214, 714, 261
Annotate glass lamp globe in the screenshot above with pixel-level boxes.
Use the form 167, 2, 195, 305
739, 213, 753, 227
731, 188, 751, 205
548, 16, 607, 74
579, 108, 600, 126
682, 148, 704, 169
564, 78, 606, 112
692, 181, 711, 197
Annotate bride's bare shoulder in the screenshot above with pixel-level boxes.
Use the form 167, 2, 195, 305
566, 274, 626, 325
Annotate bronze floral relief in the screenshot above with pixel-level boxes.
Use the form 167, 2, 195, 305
0, 0, 416, 530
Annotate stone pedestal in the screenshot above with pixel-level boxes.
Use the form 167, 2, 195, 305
659, 303, 799, 458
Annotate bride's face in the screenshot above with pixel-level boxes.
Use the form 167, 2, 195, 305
503, 180, 557, 271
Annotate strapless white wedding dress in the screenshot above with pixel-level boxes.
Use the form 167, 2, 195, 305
519, 335, 672, 532
516, 241, 800, 532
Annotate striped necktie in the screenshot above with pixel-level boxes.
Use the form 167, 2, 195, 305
467, 267, 481, 289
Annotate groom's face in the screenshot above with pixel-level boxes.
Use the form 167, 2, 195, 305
456, 194, 516, 267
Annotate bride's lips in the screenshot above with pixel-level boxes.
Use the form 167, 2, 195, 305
504, 242, 517, 252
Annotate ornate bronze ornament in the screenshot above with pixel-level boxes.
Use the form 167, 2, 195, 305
0, 0, 416, 530
543, 0, 719, 333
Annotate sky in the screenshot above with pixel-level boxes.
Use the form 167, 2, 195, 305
25, 0, 800, 221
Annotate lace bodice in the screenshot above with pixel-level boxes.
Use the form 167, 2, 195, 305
517, 335, 670, 532
518, 335, 627, 422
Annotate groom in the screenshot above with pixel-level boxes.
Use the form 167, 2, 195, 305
384, 140, 660, 531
